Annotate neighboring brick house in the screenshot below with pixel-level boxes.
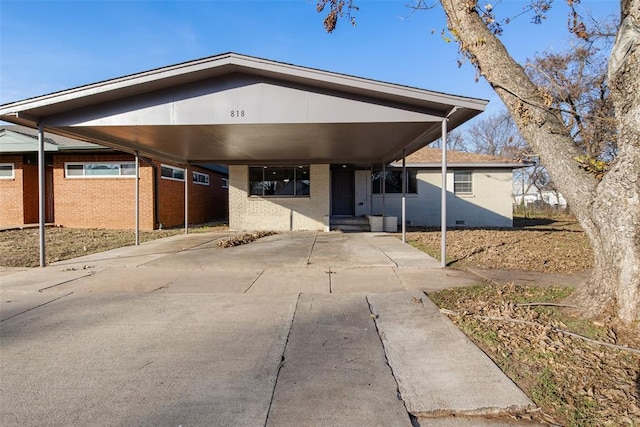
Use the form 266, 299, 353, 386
0, 126, 228, 229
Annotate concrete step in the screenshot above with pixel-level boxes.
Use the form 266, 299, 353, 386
330, 216, 371, 232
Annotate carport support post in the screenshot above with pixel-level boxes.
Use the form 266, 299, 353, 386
184, 164, 189, 234
381, 162, 386, 227
37, 123, 46, 267
401, 149, 407, 243
135, 152, 140, 245
441, 118, 448, 268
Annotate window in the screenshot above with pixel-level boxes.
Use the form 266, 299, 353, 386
161, 164, 185, 181
65, 162, 135, 178
0, 163, 15, 179
454, 170, 473, 195
249, 166, 310, 197
372, 169, 417, 194
192, 171, 210, 186
221, 178, 229, 189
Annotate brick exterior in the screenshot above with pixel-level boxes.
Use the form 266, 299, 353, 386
156, 162, 228, 228
228, 164, 329, 231
0, 153, 228, 230
0, 155, 25, 226
53, 154, 155, 230
22, 162, 40, 224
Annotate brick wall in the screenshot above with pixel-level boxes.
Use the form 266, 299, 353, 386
228, 164, 329, 231
156, 162, 228, 228
0, 155, 25, 226
22, 162, 39, 224
1, 153, 228, 230
53, 154, 155, 230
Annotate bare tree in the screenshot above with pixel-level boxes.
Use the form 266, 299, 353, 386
430, 129, 467, 151
317, 0, 640, 323
466, 111, 526, 158
527, 44, 618, 161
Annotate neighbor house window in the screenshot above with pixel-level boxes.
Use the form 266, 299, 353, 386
221, 178, 229, 189
65, 162, 135, 178
192, 171, 210, 186
454, 170, 473, 195
161, 164, 185, 181
0, 163, 15, 179
249, 166, 310, 197
372, 169, 417, 194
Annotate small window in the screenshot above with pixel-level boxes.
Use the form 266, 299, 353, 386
454, 170, 473, 195
64, 162, 135, 178
161, 164, 185, 181
221, 178, 229, 189
372, 169, 417, 194
192, 171, 210, 186
248, 165, 310, 197
0, 163, 15, 179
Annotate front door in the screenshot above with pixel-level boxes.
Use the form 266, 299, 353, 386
331, 168, 354, 216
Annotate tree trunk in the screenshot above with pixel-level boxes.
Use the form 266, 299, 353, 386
439, 0, 640, 322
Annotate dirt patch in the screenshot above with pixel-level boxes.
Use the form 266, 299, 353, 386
407, 218, 593, 274
0, 224, 228, 267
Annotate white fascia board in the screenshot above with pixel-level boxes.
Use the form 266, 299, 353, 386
389, 162, 530, 168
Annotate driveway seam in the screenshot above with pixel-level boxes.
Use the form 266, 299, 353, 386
243, 270, 265, 293
264, 292, 301, 427
1, 292, 73, 322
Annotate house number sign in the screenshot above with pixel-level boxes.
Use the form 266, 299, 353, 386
230, 110, 245, 118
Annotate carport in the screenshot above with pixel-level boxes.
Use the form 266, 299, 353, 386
0, 52, 487, 267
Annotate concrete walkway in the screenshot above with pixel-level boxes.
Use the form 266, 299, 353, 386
0, 231, 538, 426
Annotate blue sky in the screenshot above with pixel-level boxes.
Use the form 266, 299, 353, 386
0, 0, 619, 122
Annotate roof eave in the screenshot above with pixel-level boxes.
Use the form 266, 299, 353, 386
0, 52, 488, 124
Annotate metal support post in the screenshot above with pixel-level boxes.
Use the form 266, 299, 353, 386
38, 123, 46, 267
184, 164, 189, 234
441, 119, 448, 268
135, 152, 140, 245
401, 149, 407, 243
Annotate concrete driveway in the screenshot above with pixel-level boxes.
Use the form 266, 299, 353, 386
1, 232, 535, 426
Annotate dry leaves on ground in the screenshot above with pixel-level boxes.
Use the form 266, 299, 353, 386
431, 284, 640, 427
215, 231, 278, 248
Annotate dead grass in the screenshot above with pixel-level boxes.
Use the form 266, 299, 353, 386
407, 216, 593, 273
417, 214, 638, 426
0, 224, 228, 267
431, 284, 640, 426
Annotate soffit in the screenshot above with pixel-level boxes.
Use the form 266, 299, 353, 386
0, 53, 488, 164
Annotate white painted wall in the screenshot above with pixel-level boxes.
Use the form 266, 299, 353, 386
354, 169, 371, 217
229, 164, 330, 231
370, 168, 513, 228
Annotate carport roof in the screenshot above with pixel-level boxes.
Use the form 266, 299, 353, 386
0, 52, 488, 164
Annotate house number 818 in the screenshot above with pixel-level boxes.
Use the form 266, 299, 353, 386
230, 110, 245, 118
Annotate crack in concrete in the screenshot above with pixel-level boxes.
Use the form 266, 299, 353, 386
365, 294, 416, 426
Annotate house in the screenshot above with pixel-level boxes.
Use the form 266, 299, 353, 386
0, 125, 228, 229
0, 52, 494, 264
513, 187, 568, 208
380, 148, 526, 228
